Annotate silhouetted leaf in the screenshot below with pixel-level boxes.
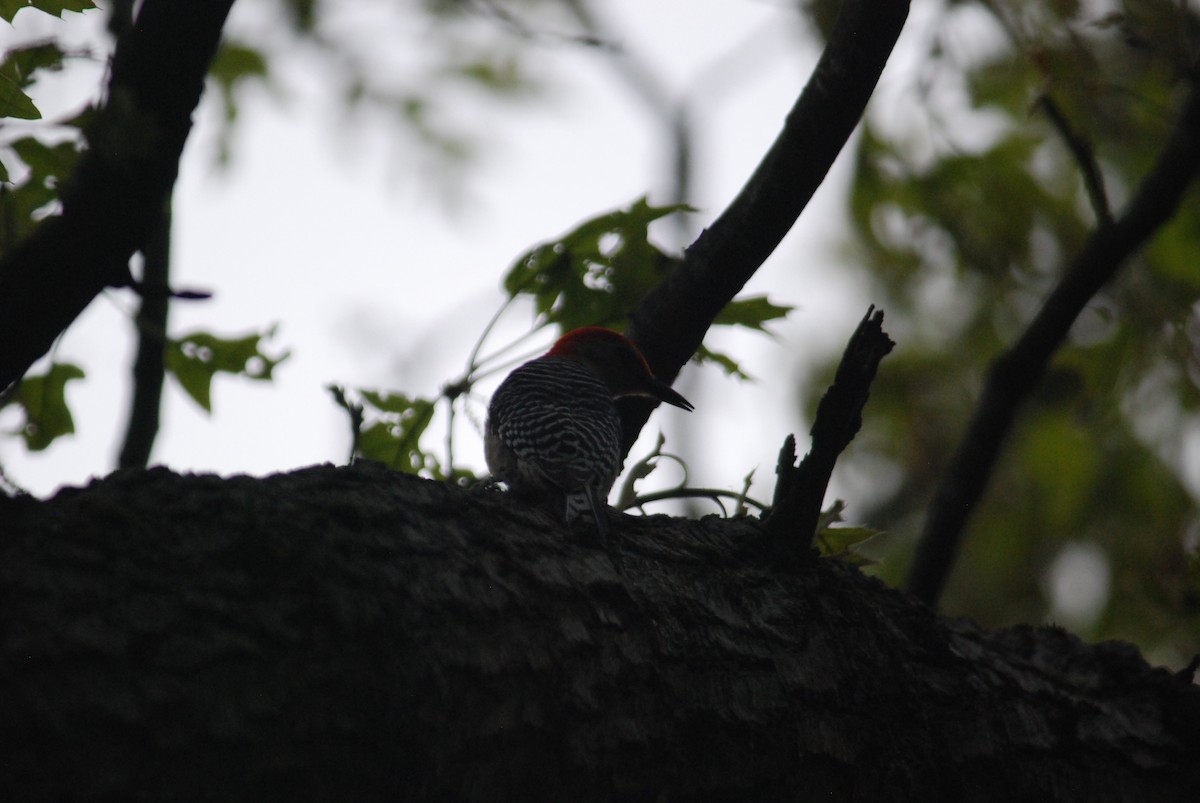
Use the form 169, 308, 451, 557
5, 362, 84, 450
0, 0, 95, 23
694, 344, 752, 381
502, 197, 692, 331
0, 73, 39, 119
166, 328, 289, 413
356, 391, 442, 476
713, 295, 792, 333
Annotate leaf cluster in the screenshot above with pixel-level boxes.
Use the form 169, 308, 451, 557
0, 32, 94, 246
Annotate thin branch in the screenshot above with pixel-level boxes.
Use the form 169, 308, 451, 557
117, 203, 172, 470
1036, 94, 1112, 225
620, 487, 769, 515
0, 0, 236, 390
620, 0, 911, 454
907, 66, 1200, 607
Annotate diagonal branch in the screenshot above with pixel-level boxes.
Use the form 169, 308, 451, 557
907, 65, 1200, 607
618, 0, 911, 454
0, 0, 236, 391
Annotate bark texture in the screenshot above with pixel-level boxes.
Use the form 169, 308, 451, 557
2, 463, 1197, 801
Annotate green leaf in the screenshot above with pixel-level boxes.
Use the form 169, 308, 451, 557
0, 73, 40, 120
356, 391, 440, 475
814, 501, 884, 565
210, 43, 268, 87
165, 328, 289, 412
713, 295, 793, 332
209, 43, 269, 122
0, 0, 96, 23
815, 526, 884, 566
2, 41, 66, 84
501, 197, 692, 331
6, 362, 84, 450
0, 41, 60, 120
10, 137, 80, 183
0, 175, 58, 249
694, 344, 752, 381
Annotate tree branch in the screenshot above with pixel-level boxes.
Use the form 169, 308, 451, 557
1036, 94, 1112, 225
766, 306, 894, 546
0, 0, 235, 391
907, 65, 1200, 607
619, 0, 911, 453
3, 463, 1198, 800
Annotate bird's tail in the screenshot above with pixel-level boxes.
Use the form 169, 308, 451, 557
565, 486, 610, 544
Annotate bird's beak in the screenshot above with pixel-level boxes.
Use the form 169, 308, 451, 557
651, 379, 694, 412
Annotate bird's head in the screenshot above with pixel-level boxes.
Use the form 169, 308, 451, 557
546, 327, 693, 411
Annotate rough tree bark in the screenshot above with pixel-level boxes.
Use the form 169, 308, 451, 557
2, 463, 1197, 801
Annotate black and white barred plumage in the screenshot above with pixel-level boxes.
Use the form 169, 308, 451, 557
485, 327, 693, 543
485, 356, 621, 541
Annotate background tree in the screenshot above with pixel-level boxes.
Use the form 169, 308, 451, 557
810, 0, 1200, 662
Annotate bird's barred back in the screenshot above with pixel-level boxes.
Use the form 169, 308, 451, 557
487, 357, 622, 489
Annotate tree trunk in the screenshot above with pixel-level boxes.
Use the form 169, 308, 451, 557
2, 463, 1196, 801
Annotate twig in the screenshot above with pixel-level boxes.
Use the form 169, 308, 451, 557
1036, 94, 1112, 225
620, 487, 768, 516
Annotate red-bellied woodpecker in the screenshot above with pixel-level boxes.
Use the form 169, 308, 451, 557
485, 326, 693, 543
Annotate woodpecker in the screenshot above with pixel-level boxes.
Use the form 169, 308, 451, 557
485, 326, 693, 543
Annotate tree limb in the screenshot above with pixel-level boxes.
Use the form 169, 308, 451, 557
907, 64, 1200, 607
2, 463, 1197, 801
619, 0, 911, 453
0, 0, 235, 391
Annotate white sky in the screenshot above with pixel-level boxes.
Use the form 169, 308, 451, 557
2, 0, 900, 514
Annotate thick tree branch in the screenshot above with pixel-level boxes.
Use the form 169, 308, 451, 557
907, 67, 1200, 607
0, 0, 235, 391
619, 0, 910, 453
766, 307, 894, 545
3, 463, 1198, 800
